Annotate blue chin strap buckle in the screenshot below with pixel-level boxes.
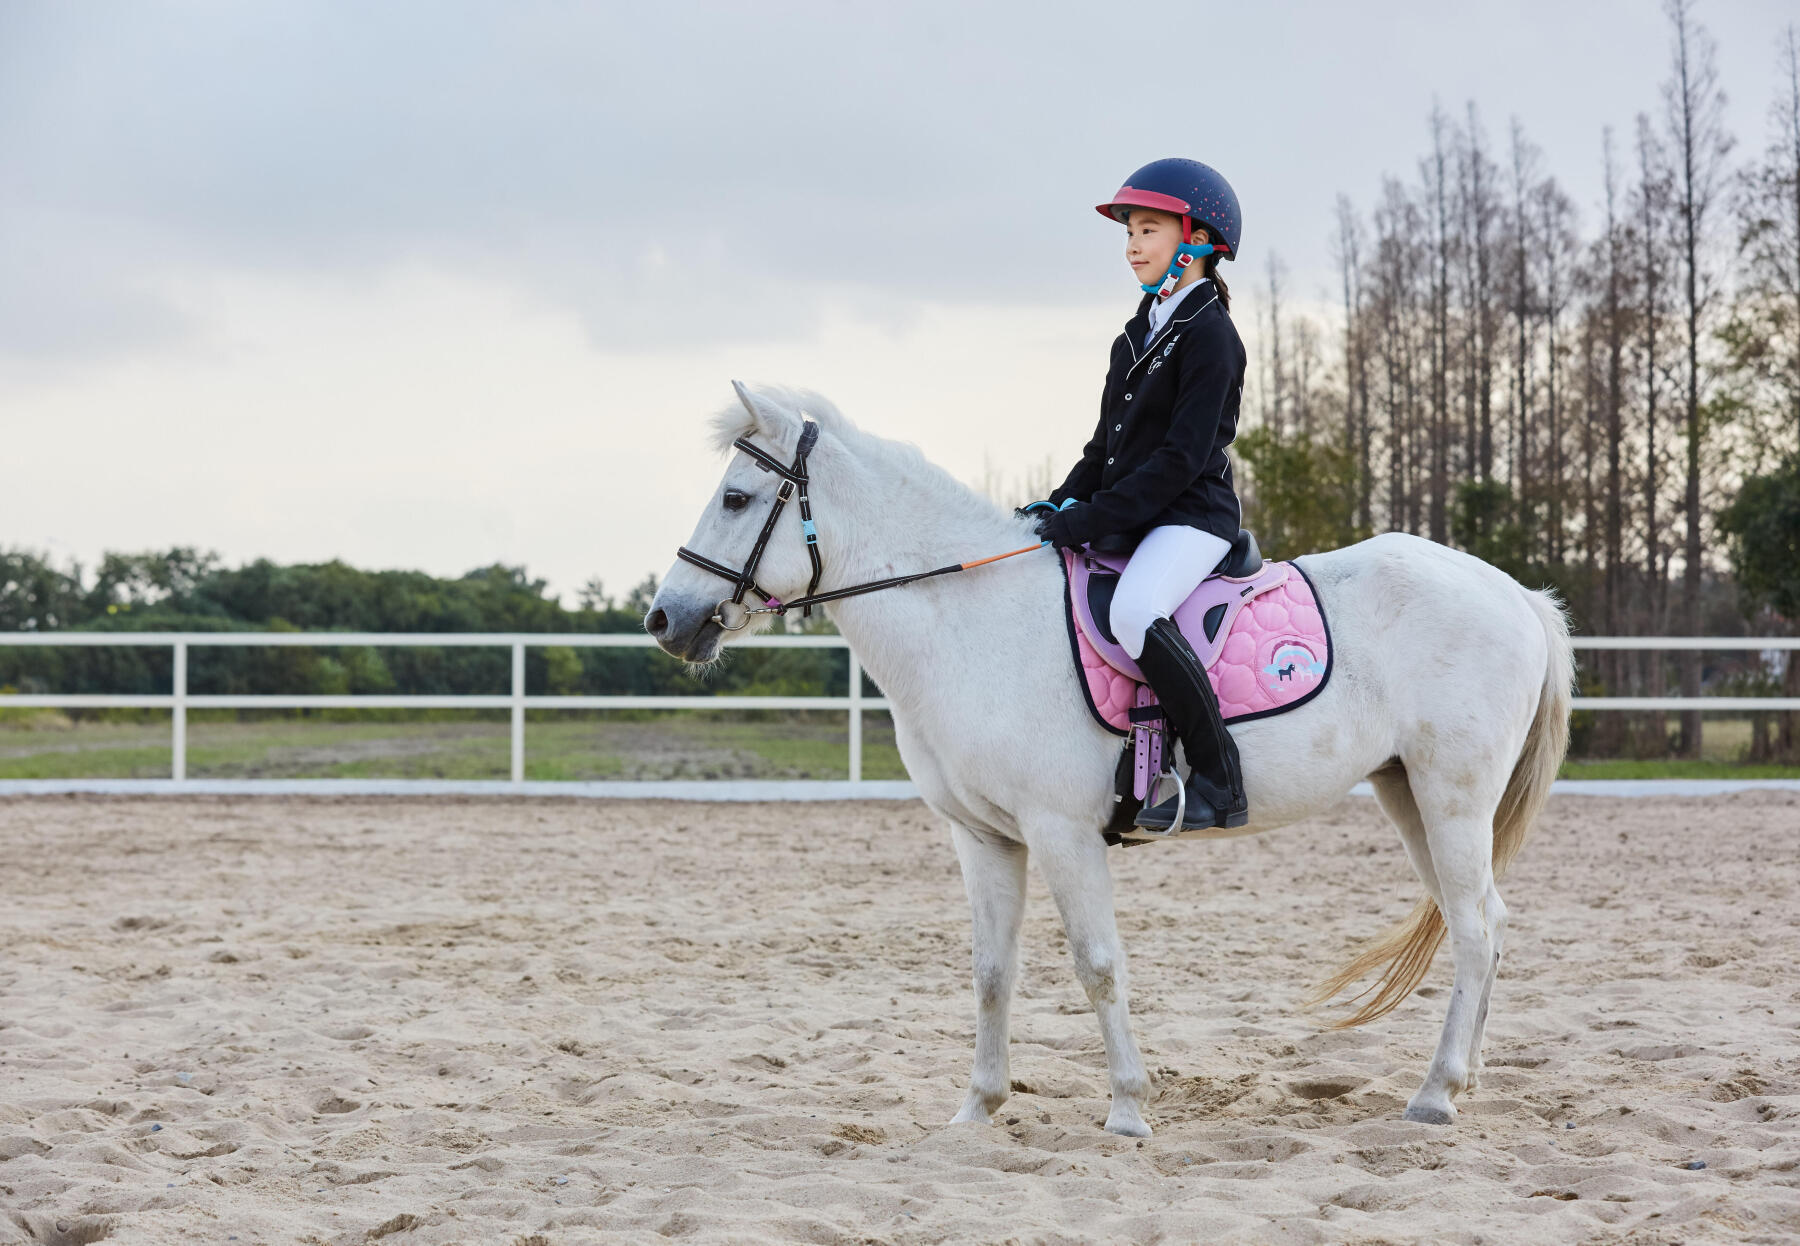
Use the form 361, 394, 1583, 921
1142, 242, 1218, 298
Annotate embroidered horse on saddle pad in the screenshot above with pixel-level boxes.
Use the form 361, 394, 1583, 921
1060, 535, 1333, 807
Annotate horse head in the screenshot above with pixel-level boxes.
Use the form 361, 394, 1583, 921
645, 381, 838, 663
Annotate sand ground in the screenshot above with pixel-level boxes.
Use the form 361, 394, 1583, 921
0, 792, 1796, 1245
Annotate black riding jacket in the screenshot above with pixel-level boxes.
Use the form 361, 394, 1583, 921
1044, 279, 1246, 549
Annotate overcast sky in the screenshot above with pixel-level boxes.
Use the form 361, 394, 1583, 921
2, 0, 1793, 605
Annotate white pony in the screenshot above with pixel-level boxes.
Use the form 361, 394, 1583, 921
647, 383, 1573, 1136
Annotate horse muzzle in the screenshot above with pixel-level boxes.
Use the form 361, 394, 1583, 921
643, 598, 724, 663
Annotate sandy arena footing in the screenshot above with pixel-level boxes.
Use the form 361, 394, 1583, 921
1, 792, 1796, 1244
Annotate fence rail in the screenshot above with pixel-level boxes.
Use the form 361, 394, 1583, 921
0, 632, 1794, 790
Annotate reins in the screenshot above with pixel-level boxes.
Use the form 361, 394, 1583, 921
676, 420, 1044, 631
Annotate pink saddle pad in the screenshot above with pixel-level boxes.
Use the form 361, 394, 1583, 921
1062, 549, 1332, 733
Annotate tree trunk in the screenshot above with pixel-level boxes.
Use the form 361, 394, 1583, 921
1599, 129, 1629, 757
1637, 113, 1666, 756
1430, 105, 1451, 543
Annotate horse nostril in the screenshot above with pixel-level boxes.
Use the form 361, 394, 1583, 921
645, 608, 668, 636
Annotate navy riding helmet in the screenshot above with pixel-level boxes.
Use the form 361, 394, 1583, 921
1098, 158, 1241, 299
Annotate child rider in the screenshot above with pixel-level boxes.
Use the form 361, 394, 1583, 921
1035, 157, 1250, 832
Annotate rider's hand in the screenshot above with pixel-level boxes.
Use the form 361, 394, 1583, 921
1034, 505, 1082, 550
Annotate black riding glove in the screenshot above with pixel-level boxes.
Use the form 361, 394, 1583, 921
1034, 505, 1084, 550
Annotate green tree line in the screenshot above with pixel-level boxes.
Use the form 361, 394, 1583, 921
0, 550, 848, 703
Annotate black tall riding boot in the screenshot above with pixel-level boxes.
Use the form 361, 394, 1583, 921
1132, 617, 1249, 831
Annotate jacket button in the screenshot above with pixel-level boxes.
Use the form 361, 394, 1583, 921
1106, 457, 1114, 465
1114, 423, 1122, 431
1124, 393, 1133, 401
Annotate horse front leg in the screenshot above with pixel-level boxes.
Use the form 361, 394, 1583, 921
1029, 820, 1152, 1136
948, 823, 1028, 1125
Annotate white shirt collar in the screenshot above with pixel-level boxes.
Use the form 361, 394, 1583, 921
1146, 277, 1210, 344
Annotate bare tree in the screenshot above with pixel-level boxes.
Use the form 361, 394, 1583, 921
1454, 104, 1501, 486
1777, 25, 1800, 448
1602, 131, 1627, 625
1599, 128, 1630, 756
1333, 194, 1375, 528
1633, 113, 1673, 754
1735, 23, 1800, 453
1663, 0, 1735, 757
1265, 253, 1288, 437
1508, 120, 1540, 543
1371, 177, 1422, 530
1428, 103, 1454, 542
1537, 176, 1579, 566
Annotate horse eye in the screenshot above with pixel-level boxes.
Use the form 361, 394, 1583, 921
722, 489, 750, 512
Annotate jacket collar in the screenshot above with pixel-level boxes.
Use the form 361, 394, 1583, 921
1126, 278, 1216, 365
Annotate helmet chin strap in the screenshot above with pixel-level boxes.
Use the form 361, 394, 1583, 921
1141, 217, 1225, 300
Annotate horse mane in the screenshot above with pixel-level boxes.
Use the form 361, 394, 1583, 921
708, 384, 1008, 526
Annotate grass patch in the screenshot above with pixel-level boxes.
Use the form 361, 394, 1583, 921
0, 745, 176, 780
1560, 759, 1800, 780
10, 712, 1784, 784
0, 712, 909, 782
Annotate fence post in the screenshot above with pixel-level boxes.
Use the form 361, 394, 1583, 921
172, 641, 188, 783
847, 648, 863, 785
511, 642, 526, 787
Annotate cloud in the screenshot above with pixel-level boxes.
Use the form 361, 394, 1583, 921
0, 1, 1140, 361
4, 0, 1790, 366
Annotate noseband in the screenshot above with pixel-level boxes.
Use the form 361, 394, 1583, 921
676, 422, 824, 629
675, 419, 1046, 632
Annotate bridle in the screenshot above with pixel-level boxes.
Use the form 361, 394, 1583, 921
675, 420, 1044, 632
676, 421, 824, 630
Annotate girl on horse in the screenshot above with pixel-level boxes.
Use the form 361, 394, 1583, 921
1034, 158, 1249, 834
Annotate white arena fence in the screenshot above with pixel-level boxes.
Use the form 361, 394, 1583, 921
0, 632, 1796, 798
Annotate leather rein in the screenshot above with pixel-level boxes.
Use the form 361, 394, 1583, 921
676, 420, 1042, 631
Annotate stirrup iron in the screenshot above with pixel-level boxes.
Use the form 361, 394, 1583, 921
1136, 767, 1186, 838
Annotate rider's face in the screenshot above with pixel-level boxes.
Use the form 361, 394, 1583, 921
1124, 209, 1209, 290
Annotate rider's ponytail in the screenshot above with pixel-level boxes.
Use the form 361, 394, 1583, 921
1207, 256, 1230, 312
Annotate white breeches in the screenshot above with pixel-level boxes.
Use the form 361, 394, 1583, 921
1110, 524, 1235, 659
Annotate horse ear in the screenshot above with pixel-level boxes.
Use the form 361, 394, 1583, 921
730, 380, 800, 447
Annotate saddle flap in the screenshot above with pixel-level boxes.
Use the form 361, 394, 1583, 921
1171, 562, 1291, 669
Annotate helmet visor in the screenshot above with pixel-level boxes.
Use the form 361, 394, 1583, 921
1096, 187, 1191, 222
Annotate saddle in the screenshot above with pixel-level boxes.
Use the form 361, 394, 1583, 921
1059, 529, 1333, 824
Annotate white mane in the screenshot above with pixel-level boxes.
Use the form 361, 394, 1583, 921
708, 383, 1009, 528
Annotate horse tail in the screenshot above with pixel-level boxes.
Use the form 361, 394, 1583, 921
1492, 588, 1573, 879
1311, 584, 1574, 1029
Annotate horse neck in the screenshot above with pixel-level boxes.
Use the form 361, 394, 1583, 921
811, 446, 1036, 697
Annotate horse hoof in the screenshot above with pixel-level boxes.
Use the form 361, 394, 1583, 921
1402, 1102, 1456, 1126
1104, 1113, 1152, 1138
949, 1099, 995, 1126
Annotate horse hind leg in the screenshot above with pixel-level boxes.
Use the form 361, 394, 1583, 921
948, 823, 1029, 1126
1400, 765, 1507, 1126
1465, 879, 1507, 1088
1369, 762, 1444, 916
1371, 764, 1485, 1106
